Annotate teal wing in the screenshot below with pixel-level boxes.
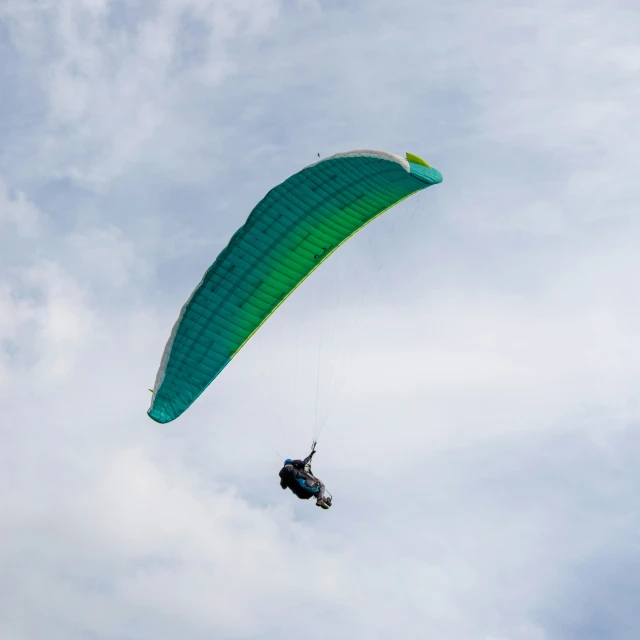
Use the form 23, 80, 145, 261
148, 150, 443, 423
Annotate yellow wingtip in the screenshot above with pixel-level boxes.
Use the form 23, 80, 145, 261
406, 152, 430, 168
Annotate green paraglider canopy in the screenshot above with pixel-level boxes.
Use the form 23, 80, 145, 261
148, 150, 443, 424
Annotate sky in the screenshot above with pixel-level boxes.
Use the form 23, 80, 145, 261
2, 0, 640, 638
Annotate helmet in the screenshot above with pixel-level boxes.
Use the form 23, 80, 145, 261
284, 459, 293, 465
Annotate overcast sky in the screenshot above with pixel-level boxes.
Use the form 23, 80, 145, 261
2, 0, 640, 638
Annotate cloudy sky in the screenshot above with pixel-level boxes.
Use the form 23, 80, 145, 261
2, 0, 640, 638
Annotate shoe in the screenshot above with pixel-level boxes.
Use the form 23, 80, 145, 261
316, 498, 331, 510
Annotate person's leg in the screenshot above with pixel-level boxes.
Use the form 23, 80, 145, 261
314, 481, 332, 508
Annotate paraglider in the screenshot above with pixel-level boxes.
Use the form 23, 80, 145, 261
278, 444, 332, 509
148, 149, 443, 425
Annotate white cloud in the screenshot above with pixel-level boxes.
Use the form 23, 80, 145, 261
1, 0, 282, 186
67, 225, 137, 288
2, 0, 640, 638
0, 178, 41, 236
0, 445, 351, 640
0, 259, 96, 386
